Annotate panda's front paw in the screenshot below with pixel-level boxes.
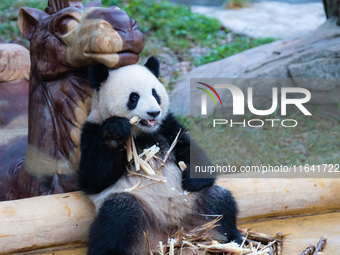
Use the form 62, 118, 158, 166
182, 167, 215, 191
102, 117, 131, 145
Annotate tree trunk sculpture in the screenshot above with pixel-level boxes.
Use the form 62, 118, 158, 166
0, 0, 145, 200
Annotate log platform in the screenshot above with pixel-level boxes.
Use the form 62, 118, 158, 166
1, 175, 339, 254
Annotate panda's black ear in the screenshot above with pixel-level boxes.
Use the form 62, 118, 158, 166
144, 56, 160, 78
88, 63, 109, 90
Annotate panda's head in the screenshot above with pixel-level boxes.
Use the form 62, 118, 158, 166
87, 57, 169, 134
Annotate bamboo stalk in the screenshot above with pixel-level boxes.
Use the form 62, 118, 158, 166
276, 232, 283, 255
301, 244, 316, 255
144, 146, 160, 162
126, 136, 132, 162
130, 133, 140, 171
162, 129, 182, 165
169, 238, 175, 255
159, 241, 164, 255
178, 161, 187, 171
139, 158, 156, 175
313, 236, 327, 254
129, 116, 140, 125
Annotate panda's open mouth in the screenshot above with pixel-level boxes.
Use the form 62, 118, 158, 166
140, 119, 157, 127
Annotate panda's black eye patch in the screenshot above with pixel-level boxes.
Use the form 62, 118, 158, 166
127, 92, 140, 110
152, 88, 161, 105
130, 93, 139, 102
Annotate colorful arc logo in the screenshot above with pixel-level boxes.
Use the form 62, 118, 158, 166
196, 82, 222, 106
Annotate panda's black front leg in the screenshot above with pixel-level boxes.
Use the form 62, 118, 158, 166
179, 140, 216, 192
101, 116, 131, 148
159, 113, 215, 191
78, 116, 131, 195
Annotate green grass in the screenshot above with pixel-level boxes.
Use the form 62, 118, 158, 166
109, 0, 275, 65
0, 0, 276, 68
194, 37, 276, 66
184, 113, 340, 168
0, 0, 47, 45
102, 0, 276, 89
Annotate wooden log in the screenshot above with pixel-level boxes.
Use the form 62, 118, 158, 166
217, 175, 340, 221
1, 176, 340, 254
0, 192, 95, 254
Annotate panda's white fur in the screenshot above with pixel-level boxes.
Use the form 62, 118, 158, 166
89, 160, 196, 223
78, 57, 241, 255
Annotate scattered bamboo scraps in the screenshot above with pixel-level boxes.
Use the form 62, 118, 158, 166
178, 161, 187, 171
139, 158, 156, 175
315, 237, 327, 254
162, 129, 182, 166
300, 237, 327, 255
127, 169, 167, 182
275, 232, 283, 255
124, 179, 142, 192
126, 135, 132, 162
129, 132, 140, 171
301, 244, 315, 255
124, 116, 182, 192
156, 218, 286, 255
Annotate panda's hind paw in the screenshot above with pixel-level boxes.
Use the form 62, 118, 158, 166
102, 116, 131, 142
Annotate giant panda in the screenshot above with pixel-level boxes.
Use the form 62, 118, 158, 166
78, 57, 242, 255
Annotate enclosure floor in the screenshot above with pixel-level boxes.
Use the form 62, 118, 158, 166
15, 212, 340, 255
239, 211, 340, 254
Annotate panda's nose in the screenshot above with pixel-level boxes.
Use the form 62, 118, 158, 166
147, 111, 160, 118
